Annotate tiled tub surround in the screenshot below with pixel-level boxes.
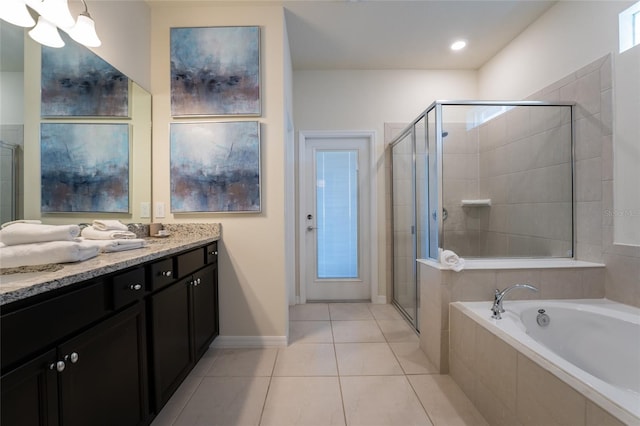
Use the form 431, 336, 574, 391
417, 259, 605, 373
449, 301, 639, 426
0, 223, 221, 305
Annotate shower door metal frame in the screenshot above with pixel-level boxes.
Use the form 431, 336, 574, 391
389, 126, 419, 329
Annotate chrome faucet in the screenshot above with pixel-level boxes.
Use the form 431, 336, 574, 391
491, 284, 538, 319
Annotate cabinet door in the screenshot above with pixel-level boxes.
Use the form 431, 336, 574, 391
58, 303, 148, 426
149, 277, 192, 409
192, 264, 218, 360
1, 349, 59, 426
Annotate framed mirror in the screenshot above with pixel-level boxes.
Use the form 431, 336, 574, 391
0, 21, 151, 225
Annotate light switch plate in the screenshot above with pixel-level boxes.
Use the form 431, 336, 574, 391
140, 202, 151, 218
155, 202, 165, 218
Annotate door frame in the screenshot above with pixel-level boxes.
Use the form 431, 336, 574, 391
298, 130, 378, 304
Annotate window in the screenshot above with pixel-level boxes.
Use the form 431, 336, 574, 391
619, 1, 640, 53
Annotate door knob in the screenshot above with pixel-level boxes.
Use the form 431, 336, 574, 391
306, 226, 317, 231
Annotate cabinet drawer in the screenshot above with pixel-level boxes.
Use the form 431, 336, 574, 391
176, 248, 205, 278
205, 242, 218, 265
149, 258, 175, 291
1, 281, 107, 372
111, 267, 145, 310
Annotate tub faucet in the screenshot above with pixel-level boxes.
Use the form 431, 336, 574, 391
491, 284, 538, 319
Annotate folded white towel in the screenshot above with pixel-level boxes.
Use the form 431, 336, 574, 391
440, 249, 465, 272
81, 226, 136, 240
90, 239, 146, 253
0, 223, 81, 246
0, 241, 100, 268
1, 219, 42, 229
92, 220, 129, 232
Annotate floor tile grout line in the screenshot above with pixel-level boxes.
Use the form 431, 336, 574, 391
256, 347, 279, 426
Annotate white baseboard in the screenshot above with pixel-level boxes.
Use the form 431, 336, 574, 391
373, 295, 387, 304
211, 335, 288, 349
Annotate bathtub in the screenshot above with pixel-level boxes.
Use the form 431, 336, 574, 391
452, 299, 640, 424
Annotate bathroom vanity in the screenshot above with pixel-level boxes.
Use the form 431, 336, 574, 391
0, 226, 220, 426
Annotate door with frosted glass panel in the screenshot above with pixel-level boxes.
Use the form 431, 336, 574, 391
303, 137, 371, 301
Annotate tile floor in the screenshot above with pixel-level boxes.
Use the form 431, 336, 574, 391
151, 303, 488, 426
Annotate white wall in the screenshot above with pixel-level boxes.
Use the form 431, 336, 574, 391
150, 3, 288, 340
479, 0, 640, 246
293, 69, 477, 300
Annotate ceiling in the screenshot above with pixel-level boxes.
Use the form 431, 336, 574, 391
1, 1, 557, 72
282, 0, 556, 70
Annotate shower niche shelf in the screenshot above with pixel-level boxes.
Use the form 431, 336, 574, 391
461, 199, 492, 207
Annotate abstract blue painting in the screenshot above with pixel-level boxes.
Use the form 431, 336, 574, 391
41, 33, 129, 117
41, 123, 130, 213
170, 121, 260, 212
170, 26, 260, 116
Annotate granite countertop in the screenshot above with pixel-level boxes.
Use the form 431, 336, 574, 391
0, 223, 221, 306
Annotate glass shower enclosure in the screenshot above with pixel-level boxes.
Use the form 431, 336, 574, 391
390, 101, 574, 331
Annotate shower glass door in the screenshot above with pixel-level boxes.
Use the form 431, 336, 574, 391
391, 129, 418, 329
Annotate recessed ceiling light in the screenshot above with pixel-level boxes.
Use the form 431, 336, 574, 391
450, 40, 467, 51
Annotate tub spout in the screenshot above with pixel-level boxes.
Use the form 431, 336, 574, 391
491, 284, 538, 319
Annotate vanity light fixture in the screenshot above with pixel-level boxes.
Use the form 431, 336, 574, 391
450, 40, 467, 51
0, 0, 101, 48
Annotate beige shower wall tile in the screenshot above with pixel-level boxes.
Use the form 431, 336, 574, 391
449, 352, 476, 406
576, 201, 603, 246
449, 305, 476, 369
575, 114, 603, 161
539, 268, 584, 299
475, 326, 518, 412
576, 69, 601, 118
575, 158, 602, 202
604, 252, 640, 308
600, 89, 613, 135
516, 355, 586, 426
495, 270, 541, 295
581, 267, 606, 298
586, 401, 627, 426
448, 270, 497, 302
474, 380, 521, 426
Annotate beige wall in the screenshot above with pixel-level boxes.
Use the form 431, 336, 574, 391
150, 3, 289, 339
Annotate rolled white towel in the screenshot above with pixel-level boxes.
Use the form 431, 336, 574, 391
0, 241, 101, 268
0, 223, 80, 246
91, 239, 147, 253
440, 249, 466, 272
1, 219, 42, 229
81, 226, 136, 240
92, 220, 129, 232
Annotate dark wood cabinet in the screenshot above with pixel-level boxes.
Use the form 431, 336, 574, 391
192, 264, 218, 359
1, 350, 59, 426
0, 304, 147, 426
58, 303, 148, 426
149, 276, 192, 409
149, 244, 219, 410
0, 241, 218, 425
